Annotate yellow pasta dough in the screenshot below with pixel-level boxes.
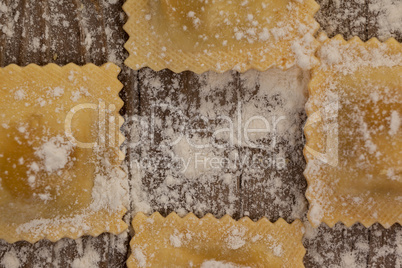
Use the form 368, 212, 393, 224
127, 212, 305, 267
305, 35, 402, 227
123, 0, 320, 73
0, 63, 128, 243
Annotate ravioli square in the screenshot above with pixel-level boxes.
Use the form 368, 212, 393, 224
123, 0, 320, 73
305, 36, 402, 227
0, 64, 128, 242
127, 212, 305, 267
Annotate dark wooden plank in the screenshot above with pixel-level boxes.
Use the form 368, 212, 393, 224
135, 67, 307, 222
367, 224, 402, 267
238, 68, 309, 222
134, 68, 242, 219
75, 0, 108, 65
304, 223, 402, 267
367, 0, 402, 42
18, 0, 50, 65
304, 223, 370, 267
0, 0, 26, 66
46, 0, 83, 65
315, 0, 368, 41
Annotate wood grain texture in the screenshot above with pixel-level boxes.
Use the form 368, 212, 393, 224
367, 0, 402, 42
303, 223, 371, 267
315, 0, 368, 41
238, 69, 308, 223
0, 0, 401, 267
304, 223, 402, 267
133, 68, 242, 219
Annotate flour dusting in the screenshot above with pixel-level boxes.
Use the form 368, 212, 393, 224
369, 0, 402, 41
200, 260, 250, 268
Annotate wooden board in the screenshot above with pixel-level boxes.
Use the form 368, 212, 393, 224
315, 0, 368, 41
0, 0, 401, 267
135, 69, 242, 219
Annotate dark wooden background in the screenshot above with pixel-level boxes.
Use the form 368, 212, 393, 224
0, 0, 401, 267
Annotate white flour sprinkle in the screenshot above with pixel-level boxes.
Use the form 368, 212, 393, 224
35, 136, 74, 173
389, 110, 400, 136
369, 0, 402, 41
71, 245, 100, 268
133, 248, 147, 267
1, 250, 20, 268
200, 260, 250, 268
